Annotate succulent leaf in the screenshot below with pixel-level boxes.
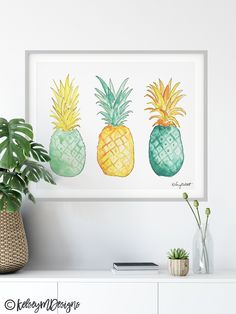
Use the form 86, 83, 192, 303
167, 248, 189, 260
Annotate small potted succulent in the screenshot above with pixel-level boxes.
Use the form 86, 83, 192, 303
167, 248, 189, 276
0, 118, 55, 273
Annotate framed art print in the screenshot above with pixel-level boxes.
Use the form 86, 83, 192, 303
25, 50, 207, 200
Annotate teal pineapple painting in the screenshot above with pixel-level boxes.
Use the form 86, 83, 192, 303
49, 75, 86, 177
145, 79, 186, 177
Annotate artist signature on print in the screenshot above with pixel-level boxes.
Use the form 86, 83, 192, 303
172, 181, 193, 189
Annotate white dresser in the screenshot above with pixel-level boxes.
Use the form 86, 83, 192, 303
0, 271, 235, 314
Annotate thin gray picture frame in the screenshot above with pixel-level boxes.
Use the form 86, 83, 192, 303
25, 50, 208, 202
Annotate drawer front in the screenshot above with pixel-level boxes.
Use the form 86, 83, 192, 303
0, 282, 57, 314
58, 282, 158, 314
159, 283, 236, 314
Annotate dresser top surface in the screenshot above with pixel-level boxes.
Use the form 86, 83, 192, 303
1, 270, 236, 283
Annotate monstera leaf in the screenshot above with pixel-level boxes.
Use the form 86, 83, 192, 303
19, 160, 56, 185
0, 183, 22, 211
29, 141, 51, 162
23, 187, 36, 203
0, 117, 55, 210
0, 169, 26, 191
0, 118, 33, 169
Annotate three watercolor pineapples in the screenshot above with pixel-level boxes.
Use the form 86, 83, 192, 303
48, 75, 186, 179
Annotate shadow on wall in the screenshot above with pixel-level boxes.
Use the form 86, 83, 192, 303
20, 200, 193, 271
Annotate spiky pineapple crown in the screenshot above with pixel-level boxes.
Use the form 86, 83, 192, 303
95, 76, 133, 126
50, 75, 80, 132
145, 79, 186, 128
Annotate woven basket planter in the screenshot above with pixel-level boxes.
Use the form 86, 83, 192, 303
0, 204, 28, 273
168, 259, 189, 276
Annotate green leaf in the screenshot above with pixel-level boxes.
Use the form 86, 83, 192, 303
95, 77, 133, 126
167, 248, 189, 260
23, 187, 36, 203
0, 171, 26, 192
19, 160, 56, 185
94, 88, 106, 99
96, 76, 115, 105
0, 118, 33, 169
96, 101, 111, 114
115, 78, 129, 98
118, 100, 132, 115
115, 111, 133, 125
95, 93, 107, 104
0, 183, 22, 212
119, 88, 133, 105
97, 111, 110, 121
29, 141, 50, 162
109, 79, 115, 96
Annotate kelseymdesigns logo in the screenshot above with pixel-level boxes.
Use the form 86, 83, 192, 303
4, 298, 80, 313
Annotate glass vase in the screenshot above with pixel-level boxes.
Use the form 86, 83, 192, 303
192, 224, 214, 274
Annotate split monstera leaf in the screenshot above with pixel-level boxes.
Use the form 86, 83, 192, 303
0, 118, 55, 212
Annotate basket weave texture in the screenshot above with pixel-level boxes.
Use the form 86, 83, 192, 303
0, 204, 28, 273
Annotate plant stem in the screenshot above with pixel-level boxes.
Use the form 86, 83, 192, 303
196, 207, 201, 226
186, 199, 201, 229
185, 197, 211, 273
200, 231, 209, 273
204, 215, 209, 241
199, 218, 210, 273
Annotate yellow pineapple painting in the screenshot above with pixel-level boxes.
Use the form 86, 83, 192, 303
95, 76, 134, 177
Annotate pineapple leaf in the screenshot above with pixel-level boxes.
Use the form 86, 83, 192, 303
169, 82, 181, 98
114, 87, 132, 110
51, 75, 80, 132
97, 111, 111, 120
95, 88, 106, 99
118, 100, 132, 114
159, 79, 165, 94
109, 79, 116, 96
95, 93, 107, 104
116, 111, 133, 125
95, 77, 133, 126
115, 78, 129, 99
96, 76, 115, 105
145, 79, 186, 127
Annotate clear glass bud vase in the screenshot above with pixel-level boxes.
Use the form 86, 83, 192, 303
192, 224, 214, 274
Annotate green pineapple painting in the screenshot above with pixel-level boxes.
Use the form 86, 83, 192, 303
145, 79, 186, 177
49, 75, 86, 177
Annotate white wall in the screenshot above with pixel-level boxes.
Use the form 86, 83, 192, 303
0, 0, 235, 270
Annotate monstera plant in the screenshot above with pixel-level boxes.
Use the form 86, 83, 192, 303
0, 118, 55, 211
0, 118, 55, 273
